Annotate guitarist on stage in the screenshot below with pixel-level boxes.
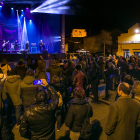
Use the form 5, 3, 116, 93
2, 40, 8, 53
39, 40, 45, 53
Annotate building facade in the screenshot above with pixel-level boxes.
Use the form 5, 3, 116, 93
117, 23, 140, 57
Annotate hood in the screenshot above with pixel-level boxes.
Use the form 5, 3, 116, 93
51, 64, 60, 69
1, 64, 7, 70
23, 76, 35, 85
6, 75, 21, 83
70, 98, 88, 105
16, 65, 25, 70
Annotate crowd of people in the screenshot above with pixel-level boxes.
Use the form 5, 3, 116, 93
1, 53, 140, 140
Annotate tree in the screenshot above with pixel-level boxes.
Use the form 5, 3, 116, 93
97, 30, 112, 56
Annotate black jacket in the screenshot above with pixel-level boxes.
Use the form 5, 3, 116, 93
0, 116, 14, 140
19, 84, 59, 140
129, 69, 138, 80
65, 98, 93, 132
17, 76, 41, 107
120, 61, 129, 74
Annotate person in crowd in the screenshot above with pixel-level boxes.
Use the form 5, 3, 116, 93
65, 87, 93, 140
46, 59, 62, 83
19, 79, 62, 140
123, 75, 134, 86
98, 57, 106, 82
3, 69, 22, 128
90, 61, 100, 103
17, 70, 41, 111
31, 59, 38, 70
0, 68, 6, 116
15, 61, 27, 80
78, 58, 86, 72
120, 57, 129, 75
59, 60, 64, 69
0, 58, 11, 77
72, 65, 85, 89
104, 62, 116, 100
35, 55, 47, 80
66, 61, 75, 87
105, 82, 140, 140
63, 60, 68, 70
27, 55, 33, 69
50, 75, 63, 131
0, 116, 14, 140
19, 58, 28, 68
129, 63, 138, 80
137, 65, 140, 81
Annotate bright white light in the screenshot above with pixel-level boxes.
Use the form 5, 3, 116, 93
21, 10, 23, 11
11, 8, 13, 10
0, 6, 2, 8
135, 29, 139, 34
21, 15, 23, 16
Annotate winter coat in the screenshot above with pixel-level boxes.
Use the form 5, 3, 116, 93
65, 98, 93, 132
19, 84, 60, 140
98, 60, 106, 71
0, 64, 11, 77
17, 76, 41, 107
0, 116, 14, 140
0, 74, 7, 115
15, 65, 27, 80
46, 64, 62, 83
120, 61, 129, 74
3, 75, 22, 105
105, 96, 140, 140
129, 69, 138, 80
89, 68, 100, 85
35, 59, 47, 80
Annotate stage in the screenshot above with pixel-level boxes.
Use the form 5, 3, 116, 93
0, 50, 66, 62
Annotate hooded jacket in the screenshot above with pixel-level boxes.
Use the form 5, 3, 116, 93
0, 64, 11, 77
46, 63, 62, 83
3, 75, 22, 105
15, 65, 27, 80
65, 98, 93, 132
17, 76, 41, 107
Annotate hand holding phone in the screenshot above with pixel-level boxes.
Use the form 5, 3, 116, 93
33, 80, 43, 85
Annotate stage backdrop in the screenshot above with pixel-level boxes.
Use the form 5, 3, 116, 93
0, 6, 61, 53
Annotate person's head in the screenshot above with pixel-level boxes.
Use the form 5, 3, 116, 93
52, 75, 60, 86
132, 81, 140, 95
68, 61, 72, 67
91, 61, 98, 70
18, 61, 23, 65
2, 58, 7, 64
27, 40, 29, 43
10, 69, 17, 76
55, 59, 59, 64
0, 68, 3, 74
108, 62, 113, 68
64, 60, 67, 64
123, 75, 134, 86
74, 87, 85, 99
75, 65, 81, 71
35, 89, 47, 103
129, 63, 135, 70
3, 40, 5, 42
19, 59, 24, 63
121, 57, 126, 62
117, 82, 131, 96
26, 70, 34, 77
40, 40, 42, 42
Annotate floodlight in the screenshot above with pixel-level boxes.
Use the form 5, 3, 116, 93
135, 29, 139, 34
11, 8, 13, 10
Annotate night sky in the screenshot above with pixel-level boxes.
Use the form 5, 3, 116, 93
65, 0, 140, 36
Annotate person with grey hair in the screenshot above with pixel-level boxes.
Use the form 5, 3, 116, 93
105, 82, 140, 140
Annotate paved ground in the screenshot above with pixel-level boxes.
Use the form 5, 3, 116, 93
12, 82, 110, 140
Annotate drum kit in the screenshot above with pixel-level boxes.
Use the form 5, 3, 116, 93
10, 42, 20, 50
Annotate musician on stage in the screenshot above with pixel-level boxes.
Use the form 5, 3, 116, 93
39, 40, 45, 52
2, 40, 7, 53
14, 40, 19, 50
26, 41, 29, 53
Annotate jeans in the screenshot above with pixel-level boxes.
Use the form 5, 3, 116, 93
91, 83, 99, 102
56, 108, 62, 128
7, 104, 21, 125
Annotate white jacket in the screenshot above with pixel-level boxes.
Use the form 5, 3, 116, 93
0, 64, 11, 77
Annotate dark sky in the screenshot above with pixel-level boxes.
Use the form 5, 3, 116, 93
65, 0, 140, 36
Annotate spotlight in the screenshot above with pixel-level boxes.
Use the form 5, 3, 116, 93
30, 11, 33, 13
11, 8, 13, 10
21, 15, 23, 16
0, 6, 2, 8
135, 29, 139, 34
30, 20, 32, 21
21, 10, 23, 11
